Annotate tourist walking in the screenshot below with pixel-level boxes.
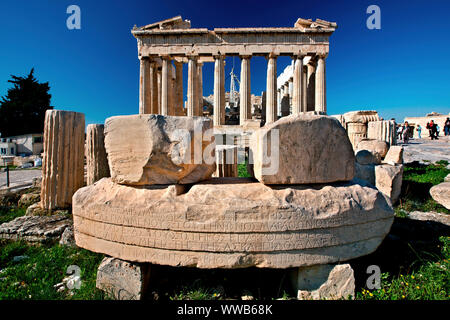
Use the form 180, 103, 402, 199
427, 120, 438, 140
416, 124, 422, 139
402, 121, 410, 144
445, 117, 450, 136
436, 124, 440, 137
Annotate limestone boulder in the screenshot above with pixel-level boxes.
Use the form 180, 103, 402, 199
96, 257, 150, 300
429, 182, 450, 210
355, 150, 381, 165
294, 264, 355, 300
356, 139, 389, 159
444, 174, 450, 182
73, 177, 394, 269
104, 114, 215, 185
375, 164, 403, 204
250, 114, 355, 184
383, 146, 403, 164
408, 211, 450, 226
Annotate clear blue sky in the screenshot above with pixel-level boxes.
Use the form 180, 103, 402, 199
0, 0, 449, 126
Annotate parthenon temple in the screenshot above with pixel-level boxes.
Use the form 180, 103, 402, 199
132, 16, 337, 126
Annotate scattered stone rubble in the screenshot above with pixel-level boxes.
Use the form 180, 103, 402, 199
72, 113, 395, 300
0, 214, 72, 243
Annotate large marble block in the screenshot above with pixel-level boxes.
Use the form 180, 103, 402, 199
104, 114, 215, 185
250, 114, 355, 184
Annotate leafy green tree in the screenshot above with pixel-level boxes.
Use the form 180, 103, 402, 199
0, 68, 52, 137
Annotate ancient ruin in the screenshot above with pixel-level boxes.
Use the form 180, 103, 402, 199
133, 16, 337, 126
68, 17, 398, 300
86, 124, 110, 185
40, 110, 85, 210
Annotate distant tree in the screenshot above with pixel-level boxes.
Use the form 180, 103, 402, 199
0, 68, 53, 137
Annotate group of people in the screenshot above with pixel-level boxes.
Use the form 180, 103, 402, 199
398, 118, 450, 143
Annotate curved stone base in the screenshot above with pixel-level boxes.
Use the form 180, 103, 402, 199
73, 178, 394, 269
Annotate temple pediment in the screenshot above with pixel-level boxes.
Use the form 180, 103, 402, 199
138, 15, 191, 30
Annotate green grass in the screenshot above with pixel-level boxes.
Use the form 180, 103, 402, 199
0, 206, 26, 224
396, 161, 450, 214
356, 236, 449, 300
170, 281, 219, 300
0, 239, 106, 300
237, 161, 252, 178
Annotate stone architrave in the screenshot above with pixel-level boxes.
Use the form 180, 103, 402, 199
96, 257, 151, 300
429, 182, 450, 210
293, 264, 355, 300
73, 177, 394, 269
375, 164, 403, 205
41, 110, 85, 210
250, 114, 355, 184
86, 124, 110, 185
104, 114, 215, 185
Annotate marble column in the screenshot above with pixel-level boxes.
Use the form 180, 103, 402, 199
292, 55, 304, 114
86, 124, 110, 185
288, 77, 294, 107
160, 56, 170, 115
197, 62, 204, 116
157, 69, 162, 114
239, 56, 251, 125
150, 61, 159, 114
139, 57, 151, 114
174, 61, 183, 116
302, 64, 308, 112
306, 62, 315, 112
266, 54, 277, 124
41, 110, 85, 210
187, 56, 198, 117
315, 54, 326, 113
213, 55, 225, 126
168, 64, 176, 116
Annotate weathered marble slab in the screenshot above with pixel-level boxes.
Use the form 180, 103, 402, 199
73, 178, 394, 269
